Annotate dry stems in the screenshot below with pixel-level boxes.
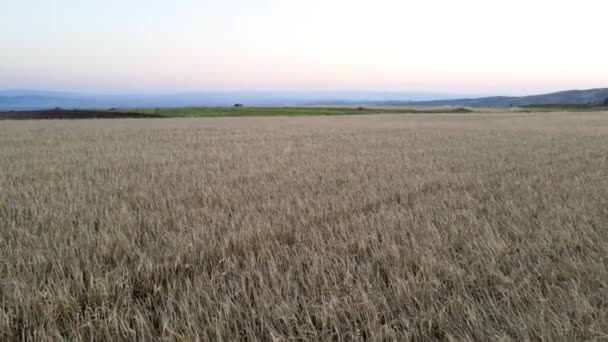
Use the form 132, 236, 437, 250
1, 113, 607, 341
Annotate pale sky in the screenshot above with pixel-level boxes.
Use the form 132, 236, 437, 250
1, 0, 607, 94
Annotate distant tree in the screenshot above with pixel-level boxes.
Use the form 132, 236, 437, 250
357, 106, 365, 111
602, 98, 608, 106
234, 103, 244, 107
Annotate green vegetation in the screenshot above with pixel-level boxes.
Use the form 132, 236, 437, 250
122, 106, 471, 117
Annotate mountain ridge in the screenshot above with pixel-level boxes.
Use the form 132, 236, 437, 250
1, 88, 608, 110
0, 90, 467, 110
404, 88, 608, 107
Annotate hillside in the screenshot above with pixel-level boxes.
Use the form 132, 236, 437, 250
406, 88, 608, 107
3, 88, 608, 110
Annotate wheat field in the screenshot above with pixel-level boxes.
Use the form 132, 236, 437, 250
1, 113, 607, 341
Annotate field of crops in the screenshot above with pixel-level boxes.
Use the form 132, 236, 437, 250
1, 112, 607, 340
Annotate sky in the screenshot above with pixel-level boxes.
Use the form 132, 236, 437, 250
1, 0, 608, 95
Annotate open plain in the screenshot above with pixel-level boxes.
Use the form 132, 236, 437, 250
1, 112, 607, 340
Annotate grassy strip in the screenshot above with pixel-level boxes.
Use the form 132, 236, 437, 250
116, 106, 471, 117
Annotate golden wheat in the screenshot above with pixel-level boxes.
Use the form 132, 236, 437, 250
1, 113, 607, 341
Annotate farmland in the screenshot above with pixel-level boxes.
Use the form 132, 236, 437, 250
1, 112, 607, 340
0, 106, 472, 121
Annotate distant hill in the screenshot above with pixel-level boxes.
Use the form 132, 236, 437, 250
0, 90, 465, 110
0, 90, 98, 110
405, 88, 608, 107
2, 88, 608, 110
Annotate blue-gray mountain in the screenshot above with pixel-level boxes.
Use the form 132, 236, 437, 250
0, 90, 466, 110
2, 88, 607, 110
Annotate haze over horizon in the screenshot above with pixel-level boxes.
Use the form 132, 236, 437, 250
2, 0, 608, 96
